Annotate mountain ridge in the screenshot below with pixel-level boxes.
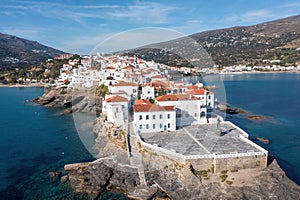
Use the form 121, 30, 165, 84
0, 32, 66, 69
126, 14, 300, 67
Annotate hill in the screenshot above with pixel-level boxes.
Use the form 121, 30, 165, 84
126, 15, 300, 67
0, 33, 65, 69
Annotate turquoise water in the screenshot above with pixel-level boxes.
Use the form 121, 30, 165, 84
0, 73, 299, 199
0, 87, 127, 199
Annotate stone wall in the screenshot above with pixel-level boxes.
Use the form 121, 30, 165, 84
214, 155, 267, 172
186, 158, 214, 170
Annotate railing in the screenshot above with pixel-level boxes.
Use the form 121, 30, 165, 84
239, 134, 268, 156
224, 121, 249, 138
137, 133, 267, 164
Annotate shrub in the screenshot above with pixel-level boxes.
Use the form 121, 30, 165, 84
220, 174, 228, 182
226, 180, 233, 185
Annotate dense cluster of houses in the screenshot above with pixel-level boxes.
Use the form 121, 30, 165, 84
54, 55, 217, 134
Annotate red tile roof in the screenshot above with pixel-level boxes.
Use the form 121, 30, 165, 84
155, 94, 198, 101
151, 75, 164, 79
112, 81, 138, 86
133, 104, 175, 112
106, 95, 128, 103
104, 66, 116, 70
135, 99, 151, 105
185, 88, 206, 95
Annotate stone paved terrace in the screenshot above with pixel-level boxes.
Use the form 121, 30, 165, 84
140, 122, 259, 156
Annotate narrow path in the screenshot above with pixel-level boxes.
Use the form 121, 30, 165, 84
127, 122, 146, 186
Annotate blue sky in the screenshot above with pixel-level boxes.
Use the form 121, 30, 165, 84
0, 0, 299, 54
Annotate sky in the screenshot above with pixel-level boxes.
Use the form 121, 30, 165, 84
0, 0, 299, 54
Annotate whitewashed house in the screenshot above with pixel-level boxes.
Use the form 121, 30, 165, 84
103, 95, 129, 127
155, 94, 208, 127
133, 100, 176, 133
110, 81, 139, 99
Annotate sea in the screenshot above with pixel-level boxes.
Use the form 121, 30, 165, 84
0, 72, 299, 199
0, 87, 127, 199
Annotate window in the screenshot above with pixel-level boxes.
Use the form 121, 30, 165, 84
133, 89, 137, 93
139, 124, 142, 129
160, 124, 163, 128
153, 115, 156, 120
208, 95, 211, 100
167, 114, 170, 119
153, 124, 156, 129
159, 114, 163, 119
168, 123, 170, 128
146, 115, 149, 120
139, 115, 142, 120
194, 113, 197, 117
147, 91, 150, 94
146, 124, 149, 129
176, 113, 182, 118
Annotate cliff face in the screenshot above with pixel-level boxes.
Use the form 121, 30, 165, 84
36, 88, 300, 199
33, 87, 102, 113
64, 158, 300, 200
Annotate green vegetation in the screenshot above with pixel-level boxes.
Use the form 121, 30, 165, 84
230, 169, 238, 172
226, 180, 233, 185
97, 84, 109, 98
194, 169, 209, 177
220, 174, 228, 182
221, 170, 228, 174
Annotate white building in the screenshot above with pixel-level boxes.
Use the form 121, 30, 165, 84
185, 88, 215, 109
133, 100, 176, 133
110, 81, 139, 99
104, 95, 129, 127
155, 94, 208, 127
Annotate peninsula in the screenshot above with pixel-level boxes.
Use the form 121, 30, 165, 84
33, 54, 300, 199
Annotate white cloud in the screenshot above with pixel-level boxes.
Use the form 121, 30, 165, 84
0, 1, 177, 25
62, 28, 183, 54
222, 9, 274, 24
109, 1, 177, 24
1, 27, 46, 39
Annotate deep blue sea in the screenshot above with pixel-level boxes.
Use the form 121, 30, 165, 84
186, 72, 300, 185
0, 87, 128, 199
0, 73, 299, 199
220, 73, 300, 185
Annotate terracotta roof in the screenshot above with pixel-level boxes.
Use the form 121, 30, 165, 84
186, 85, 199, 90
103, 66, 116, 70
112, 81, 138, 87
155, 94, 198, 101
185, 88, 206, 95
122, 66, 133, 69
142, 80, 169, 88
133, 104, 175, 112
135, 99, 151, 105
106, 95, 128, 103
151, 75, 164, 79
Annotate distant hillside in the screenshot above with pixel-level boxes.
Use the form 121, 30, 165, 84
0, 33, 65, 69
126, 15, 300, 67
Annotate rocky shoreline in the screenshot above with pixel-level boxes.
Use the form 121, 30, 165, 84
35, 88, 300, 199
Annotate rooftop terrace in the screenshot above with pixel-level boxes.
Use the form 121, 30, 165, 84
140, 122, 260, 156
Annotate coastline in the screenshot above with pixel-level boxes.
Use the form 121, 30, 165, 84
219, 70, 300, 75
30, 84, 300, 199
0, 83, 45, 88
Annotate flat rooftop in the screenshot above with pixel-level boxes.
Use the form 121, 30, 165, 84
140, 122, 259, 156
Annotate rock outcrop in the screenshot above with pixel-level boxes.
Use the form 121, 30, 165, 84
63, 158, 300, 200
33, 87, 101, 113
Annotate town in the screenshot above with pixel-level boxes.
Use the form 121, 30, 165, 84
55, 53, 269, 186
